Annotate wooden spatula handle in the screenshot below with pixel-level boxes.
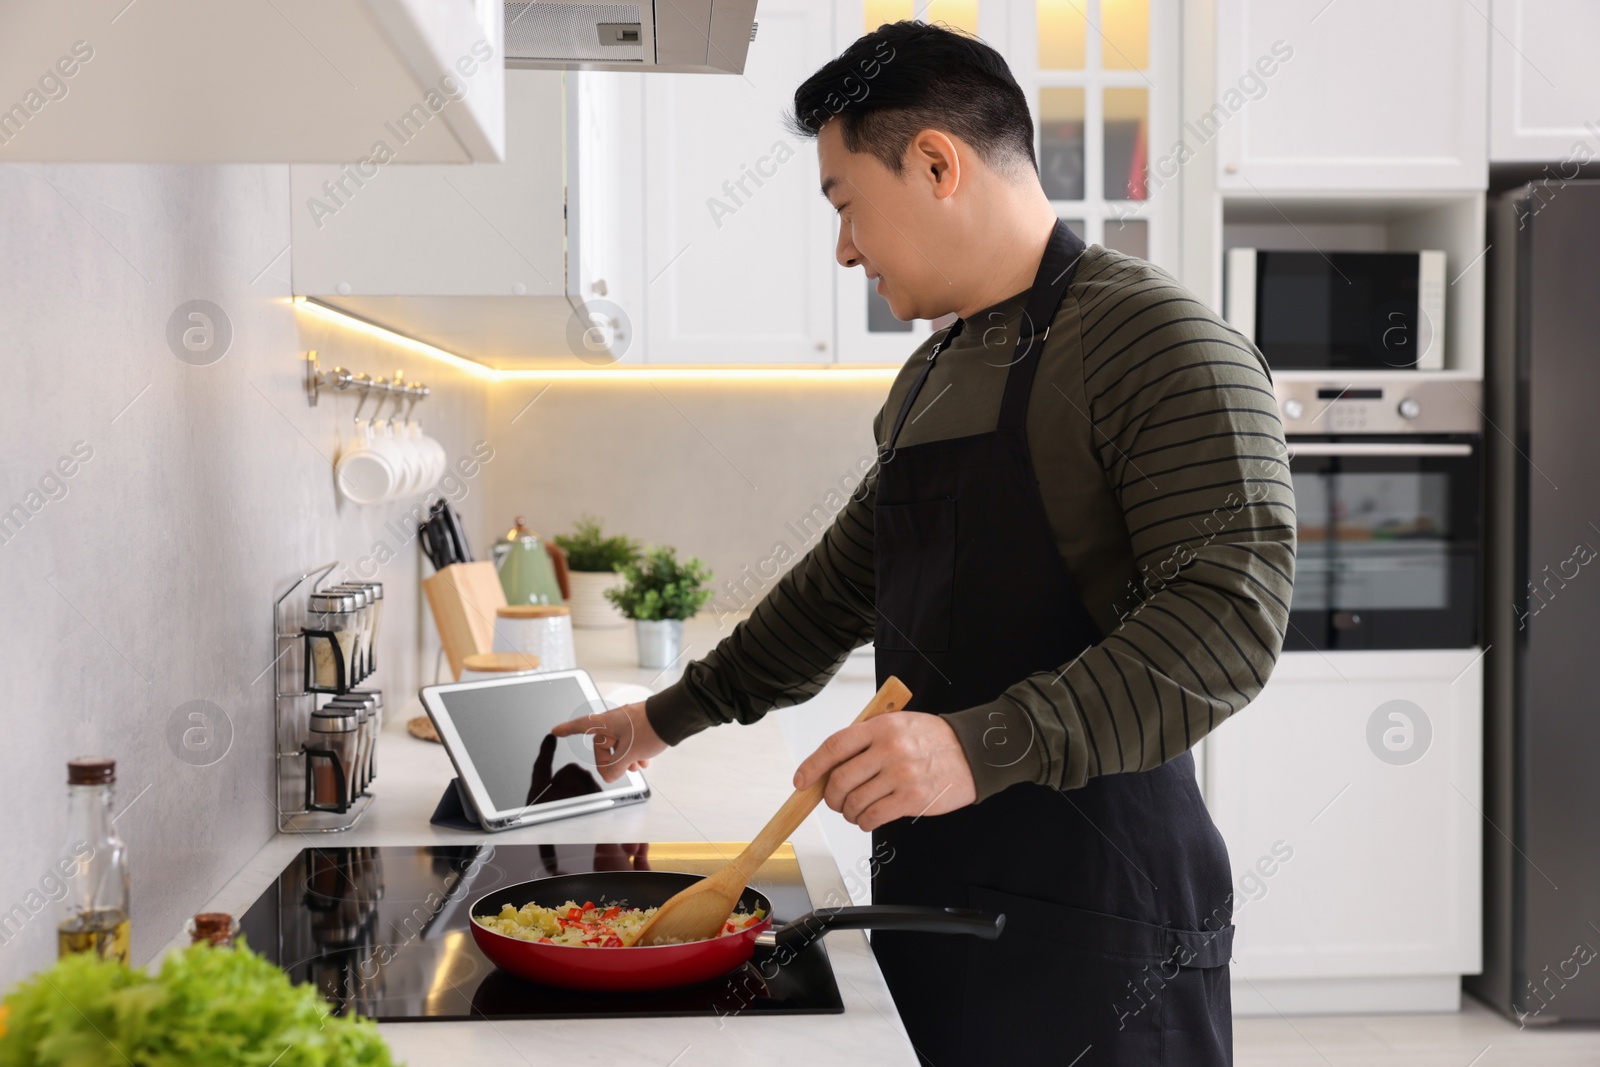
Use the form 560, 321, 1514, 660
729, 676, 912, 882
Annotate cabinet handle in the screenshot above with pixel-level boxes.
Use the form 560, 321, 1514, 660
1225, 163, 1239, 174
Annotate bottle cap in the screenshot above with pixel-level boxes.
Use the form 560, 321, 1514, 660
187, 912, 238, 946
67, 757, 115, 785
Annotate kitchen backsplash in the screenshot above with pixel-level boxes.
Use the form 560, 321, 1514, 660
0, 163, 491, 986
485, 379, 883, 624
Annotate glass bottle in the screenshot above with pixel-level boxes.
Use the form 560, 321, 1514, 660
57, 757, 130, 964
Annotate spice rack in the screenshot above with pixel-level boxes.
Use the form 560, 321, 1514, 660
274, 561, 374, 833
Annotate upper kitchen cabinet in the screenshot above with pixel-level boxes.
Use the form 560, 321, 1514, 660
1213, 0, 1487, 192
640, 0, 837, 363
1488, 0, 1600, 162
0, 0, 504, 163
291, 69, 642, 368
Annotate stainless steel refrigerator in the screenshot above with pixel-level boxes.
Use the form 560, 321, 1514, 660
1473, 180, 1600, 1024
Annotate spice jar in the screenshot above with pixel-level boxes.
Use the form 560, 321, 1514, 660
349, 688, 384, 786
327, 584, 373, 682
492, 604, 576, 672
359, 582, 383, 670
326, 693, 377, 795
186, 912, 238, 947
306, 591, 359, 693
306, 706, 359, 811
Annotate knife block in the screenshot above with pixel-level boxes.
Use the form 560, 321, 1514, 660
422, 561, 507, 680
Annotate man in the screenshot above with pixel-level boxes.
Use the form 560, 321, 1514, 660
554, 20, 1295, 1066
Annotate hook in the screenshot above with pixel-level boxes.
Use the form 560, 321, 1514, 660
387, 372, 411, 421
403, 382, 426, 421
350, 374, 375, 422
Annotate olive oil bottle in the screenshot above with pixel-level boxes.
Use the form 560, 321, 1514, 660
57, 757, 130, 965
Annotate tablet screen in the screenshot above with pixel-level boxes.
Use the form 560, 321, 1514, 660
431, 674, 636, 816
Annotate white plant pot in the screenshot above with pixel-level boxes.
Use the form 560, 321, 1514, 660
567, 570, 629, 629
635, 619, 684, 670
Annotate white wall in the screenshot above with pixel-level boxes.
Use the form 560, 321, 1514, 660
0, 162, 490, 986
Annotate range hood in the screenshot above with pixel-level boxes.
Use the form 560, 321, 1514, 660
504, 0, 758, 74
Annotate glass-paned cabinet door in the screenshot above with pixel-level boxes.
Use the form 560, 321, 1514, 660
1018, 0, 1178, 268
834, 1, 992, 362
830, 0, 1177, 363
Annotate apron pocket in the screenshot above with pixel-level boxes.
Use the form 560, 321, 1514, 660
874, 497, 956, 653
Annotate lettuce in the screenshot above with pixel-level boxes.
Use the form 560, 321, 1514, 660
0, 940, 398, 1066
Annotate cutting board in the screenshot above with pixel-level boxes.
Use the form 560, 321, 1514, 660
422, 561, 506, 680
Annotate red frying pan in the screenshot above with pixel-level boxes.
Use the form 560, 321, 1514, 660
470, 869, 1004, 992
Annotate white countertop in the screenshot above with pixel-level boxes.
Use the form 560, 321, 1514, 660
164, 615, 918, 1067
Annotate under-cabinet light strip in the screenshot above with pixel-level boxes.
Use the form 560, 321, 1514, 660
292, 297, 902, 383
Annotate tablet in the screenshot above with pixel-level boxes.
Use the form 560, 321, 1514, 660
419, 669, 650, 831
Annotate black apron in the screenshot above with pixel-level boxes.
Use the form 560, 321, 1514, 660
871, 220, 1235, 1066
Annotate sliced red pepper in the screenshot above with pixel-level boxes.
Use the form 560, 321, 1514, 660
601, 906, 622, 920
581, 901, 595, 911
603, 935, 623, 948
566, 906, 584, 921
538, 937, 552, 944
582, 936, 602, 945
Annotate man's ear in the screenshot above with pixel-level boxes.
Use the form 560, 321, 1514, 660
906, 129, 962, 201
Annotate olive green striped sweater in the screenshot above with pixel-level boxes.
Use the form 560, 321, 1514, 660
645, 244, 1297, 801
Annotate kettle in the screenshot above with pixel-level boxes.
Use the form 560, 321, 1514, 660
493, 517, 565, 607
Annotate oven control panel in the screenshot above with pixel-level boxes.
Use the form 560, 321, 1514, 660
1274, 378, 1482, 435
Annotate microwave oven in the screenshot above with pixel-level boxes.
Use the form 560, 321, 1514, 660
1225, 249, 1446, 371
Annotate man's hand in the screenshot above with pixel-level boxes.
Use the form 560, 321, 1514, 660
792, 711, 977, 832
550, 701, 666, 783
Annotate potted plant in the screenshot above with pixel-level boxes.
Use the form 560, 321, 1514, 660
605, 546, 713, 669
553, 515, 641, 629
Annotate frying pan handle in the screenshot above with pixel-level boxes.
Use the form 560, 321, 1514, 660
760, 905, 1005, 950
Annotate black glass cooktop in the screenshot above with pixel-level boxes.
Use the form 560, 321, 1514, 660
237, 843, 845, 1021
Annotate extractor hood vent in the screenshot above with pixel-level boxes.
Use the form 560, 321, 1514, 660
506, 4, 645, 63
503, 0, 757, 74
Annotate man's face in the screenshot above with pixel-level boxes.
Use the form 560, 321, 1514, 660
817, 121, 948, 322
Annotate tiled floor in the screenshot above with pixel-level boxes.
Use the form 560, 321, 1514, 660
1236, 999, 1600, 1065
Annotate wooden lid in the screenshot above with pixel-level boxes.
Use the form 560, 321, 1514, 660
496, 604, 571, 618
461, 651, 542, 673
406, 715, 441, 743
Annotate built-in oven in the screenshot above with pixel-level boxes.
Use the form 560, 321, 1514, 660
1277, 378, 1482, 652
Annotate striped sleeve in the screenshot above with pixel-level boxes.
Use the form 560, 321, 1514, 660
945, 263, 1297, 796
644, 450, 880, 745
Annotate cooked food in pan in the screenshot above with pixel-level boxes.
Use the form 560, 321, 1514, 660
476, 899, 765, 947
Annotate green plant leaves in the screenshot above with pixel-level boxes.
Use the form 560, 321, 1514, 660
0, 941, 398, 1066
552, 515, 641, 573
603, 546, 713, 621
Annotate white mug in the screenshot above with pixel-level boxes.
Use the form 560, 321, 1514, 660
381, 418, 423, 499
335, 419, 398, 504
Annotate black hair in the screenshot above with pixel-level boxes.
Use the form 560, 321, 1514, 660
785, 21, 1036, 178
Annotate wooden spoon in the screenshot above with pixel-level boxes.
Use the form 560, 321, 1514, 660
633, 676, 913, 947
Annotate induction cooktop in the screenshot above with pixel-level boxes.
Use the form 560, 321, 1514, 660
237, 843, 846, 1021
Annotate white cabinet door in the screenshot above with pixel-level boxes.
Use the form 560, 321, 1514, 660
1214, 0, 1487, 191
642, 0, 836, 363
0, 0, 504, 163
291, 70, 565, 298
569, 71, 648, 365
1489, 0, 1600, 162
1205, 650, 1482, 980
